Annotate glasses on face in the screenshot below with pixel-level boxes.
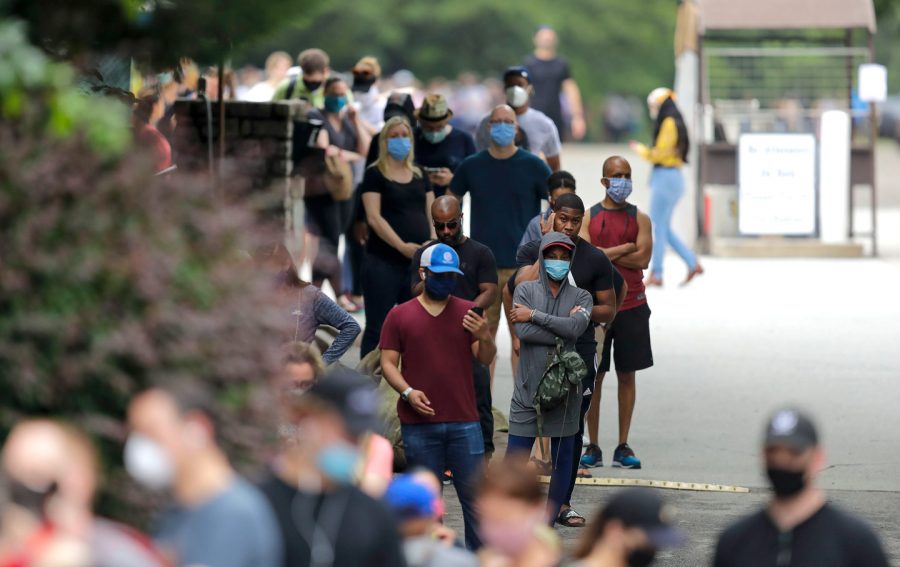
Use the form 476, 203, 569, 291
433, 220, 460, 231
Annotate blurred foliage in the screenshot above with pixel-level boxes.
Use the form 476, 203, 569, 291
0, 19, 286, 521
875, 0, 900, 91
236, 0, 680, 139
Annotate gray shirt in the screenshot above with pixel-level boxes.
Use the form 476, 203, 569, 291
476, 107, 562, 158
510, 232, 592, 438
156, 477, 282, 567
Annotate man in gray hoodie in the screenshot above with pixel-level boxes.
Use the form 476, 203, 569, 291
506, 231, 593, 523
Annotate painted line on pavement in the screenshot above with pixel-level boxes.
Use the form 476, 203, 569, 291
538, 476, 751, 493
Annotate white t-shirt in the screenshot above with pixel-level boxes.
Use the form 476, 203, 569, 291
476, 107, 561, 158
242, 81, 277, 102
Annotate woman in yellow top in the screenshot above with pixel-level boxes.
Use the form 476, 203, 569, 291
630, 88, 703, 286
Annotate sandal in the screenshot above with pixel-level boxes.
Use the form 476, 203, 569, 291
576, 467, 592, 479
557, 507, 587, 528
529, 457, 552, 476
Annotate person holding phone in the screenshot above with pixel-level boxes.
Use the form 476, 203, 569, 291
414, 94, 477, 197
410, 195, 499, 458
381, 243, 496, 550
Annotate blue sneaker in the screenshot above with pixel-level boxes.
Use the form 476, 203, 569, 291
612, 443, 642, 469
580, 444, 603, 468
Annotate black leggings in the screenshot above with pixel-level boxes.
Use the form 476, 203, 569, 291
305, 194, 342, 287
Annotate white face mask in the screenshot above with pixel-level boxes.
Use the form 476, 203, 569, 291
505, 86, 529, 109
124, 433, 175, 491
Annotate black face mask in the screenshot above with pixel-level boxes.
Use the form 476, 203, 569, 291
767, 467, 807, 498
352, 76, 376, 93
627, 548, 657, 567
302, 79, 323, 92
9, 480, 57, 518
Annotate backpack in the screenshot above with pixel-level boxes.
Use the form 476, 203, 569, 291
533, 336, 587, 440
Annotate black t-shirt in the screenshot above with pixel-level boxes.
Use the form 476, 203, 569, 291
361, 166, 432, 265
523, 55, 571, 134
413, 127, 477, 197
302, 110, 359, 198
714, 503, 889, 567
257, 473, 406, 567
515, 236, 618, 345
410, 237, 498, 302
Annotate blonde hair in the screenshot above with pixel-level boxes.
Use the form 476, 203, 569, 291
372, 116, 421, 179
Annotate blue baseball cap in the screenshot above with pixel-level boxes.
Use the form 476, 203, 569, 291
384, 475, 435, 520
420, 243, 463, 275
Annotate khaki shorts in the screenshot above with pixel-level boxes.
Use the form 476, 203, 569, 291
488, 267, 519, 329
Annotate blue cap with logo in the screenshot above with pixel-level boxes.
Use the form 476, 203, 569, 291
419, 243, 464, 275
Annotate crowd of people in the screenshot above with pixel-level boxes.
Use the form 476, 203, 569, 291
2, 25, 893, 567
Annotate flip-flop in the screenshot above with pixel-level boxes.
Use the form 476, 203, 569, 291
557, 507, 587, 528
576, 467, 592, 478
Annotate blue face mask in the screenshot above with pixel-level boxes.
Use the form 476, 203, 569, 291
424, 273, 457, 299
422, 126, 450, 144
323, 95, 347, 113
387, 137, 412, 160
490, 123, 516, 147
545, 259, 571, 281
317, 443, 359, 483
607, 177, 633, 203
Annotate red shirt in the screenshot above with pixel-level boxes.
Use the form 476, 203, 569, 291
588, 202, 647, 311
380, 296, 478, 425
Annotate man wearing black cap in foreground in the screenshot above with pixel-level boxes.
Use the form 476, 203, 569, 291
713, 407, 889, 567
570, 487, 685, 566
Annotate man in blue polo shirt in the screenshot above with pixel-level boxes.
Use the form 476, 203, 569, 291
449, 104, 550, 369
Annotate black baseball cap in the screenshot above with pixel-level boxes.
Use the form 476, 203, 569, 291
383, 92, 416, 125
503, 66, 530, 83
308, 367, 381, 438
602, 488, 686, 549
764, 407, 819, 450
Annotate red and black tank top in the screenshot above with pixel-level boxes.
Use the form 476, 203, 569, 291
588, 203, 646, 311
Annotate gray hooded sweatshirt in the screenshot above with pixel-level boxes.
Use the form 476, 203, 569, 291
509, 232, 592, 438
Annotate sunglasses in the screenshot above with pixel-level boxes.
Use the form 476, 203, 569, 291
433, 220, 460, 231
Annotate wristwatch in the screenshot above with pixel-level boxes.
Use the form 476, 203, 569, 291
400, 387, 414, 402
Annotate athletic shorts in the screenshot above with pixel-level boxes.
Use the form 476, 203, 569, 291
599, 303, 653, 373
488, 267, 518, 329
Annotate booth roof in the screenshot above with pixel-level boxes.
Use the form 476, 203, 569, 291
697, 0, 876, 34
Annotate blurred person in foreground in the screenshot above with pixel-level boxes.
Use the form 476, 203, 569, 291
132, 86, 172, 173
244, 51, 292, 102
524, 25, 586, 141
260, 367, 405, 567
571, 488, 685, 567
383, 474, 478, 567
125, 382, 281, 567
477, 67, 561, 172
713, 408, 889, 567
381, 242, 495, 550
1, 420, 166, 567
259, 242, 360, 364
415, 93, 477, 197
477, 460, 560, 567
630, 88, 703, 287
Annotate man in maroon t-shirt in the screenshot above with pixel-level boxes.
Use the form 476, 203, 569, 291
380, 242, 496, 550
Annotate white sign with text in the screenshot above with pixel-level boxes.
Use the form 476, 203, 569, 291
738, 134, 816, 235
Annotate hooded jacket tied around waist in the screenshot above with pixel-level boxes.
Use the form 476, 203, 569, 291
509, 232, 593, 438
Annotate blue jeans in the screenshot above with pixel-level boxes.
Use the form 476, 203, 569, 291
649, 166, 698, 277
506, 433, 577, 525
401, 421, 484, 550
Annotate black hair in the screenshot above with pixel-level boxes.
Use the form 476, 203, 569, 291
554, 192, 585, 213
547, 170, 576, 193
324, 76, 345, 92
153, 380, 222, 439
653, 97, 689, 163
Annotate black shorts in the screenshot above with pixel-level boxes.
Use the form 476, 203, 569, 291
599, 303, 653, 373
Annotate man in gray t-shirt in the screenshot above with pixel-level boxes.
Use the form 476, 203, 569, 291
476, 66, 561, 172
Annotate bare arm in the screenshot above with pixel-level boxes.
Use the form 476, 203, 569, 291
474, 283, 498, 311
562, 78, 586, 140
515, 261, 540, 286
362, 192, 420, 258
601, 243, 636, 262
546, 154, 561, 173
464, 310, 496, 366
615, 211, 653, 270
381, 348, 434, 416
425, 190, 436, 239
591, 288, 616, 326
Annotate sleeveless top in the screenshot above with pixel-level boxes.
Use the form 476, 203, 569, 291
587, 203, 646, 311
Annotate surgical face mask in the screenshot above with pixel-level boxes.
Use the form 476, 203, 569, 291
627, 548, 657, 567
387, 137, 412, 160
767, 466, 807, 498
124, 433, 175, 491
317, 443, 359, 484
607, 177, 633, 203
302, 79, 323, 92
505, 85, 529, 108
544, 259, 571, 281
490, 123, 516, 147
323, 95, 347, 113
422, 126, 450, 144
424, 273, 457, 300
